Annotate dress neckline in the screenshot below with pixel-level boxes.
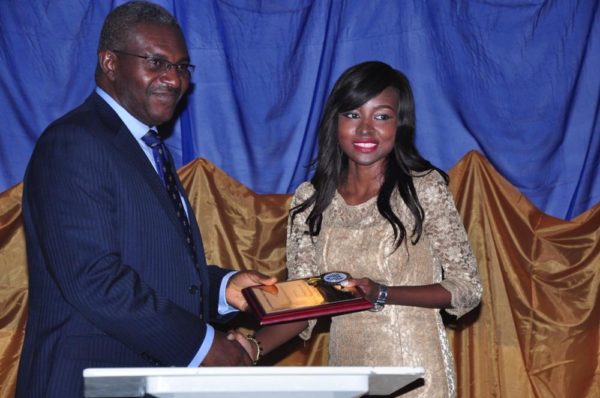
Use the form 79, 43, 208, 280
335, 190, 378, 208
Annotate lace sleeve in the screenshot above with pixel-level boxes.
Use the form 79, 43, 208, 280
286, 182, 319, 280
419, 172, 482, 318
286, 182, 320, 339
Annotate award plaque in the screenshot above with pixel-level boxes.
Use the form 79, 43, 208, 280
242, 272, 373, 325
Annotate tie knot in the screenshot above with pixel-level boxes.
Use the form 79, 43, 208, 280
142, 130, 162, 148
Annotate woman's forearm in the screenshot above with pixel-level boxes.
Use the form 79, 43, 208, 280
254, 320, 309, 356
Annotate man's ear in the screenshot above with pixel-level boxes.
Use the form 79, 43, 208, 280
98, 49, 117, 81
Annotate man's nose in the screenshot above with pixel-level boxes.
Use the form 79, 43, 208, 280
160, 65, 183, 88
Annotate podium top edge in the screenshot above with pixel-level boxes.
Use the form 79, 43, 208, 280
83, 366, 425, 378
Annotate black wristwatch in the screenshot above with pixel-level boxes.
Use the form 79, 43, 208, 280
370, 284, 388, 312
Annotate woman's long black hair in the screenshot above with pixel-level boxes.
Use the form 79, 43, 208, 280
291, 61, 448, 249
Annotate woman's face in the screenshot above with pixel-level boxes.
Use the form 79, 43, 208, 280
337, 86, 399, 170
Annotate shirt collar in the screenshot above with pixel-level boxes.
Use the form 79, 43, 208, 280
95, 87, 156, 140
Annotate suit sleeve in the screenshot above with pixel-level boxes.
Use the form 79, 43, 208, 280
206, 265, 237, 323
24, 125, 211, 366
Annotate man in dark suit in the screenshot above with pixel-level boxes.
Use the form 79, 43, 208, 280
16, 2, 274, 397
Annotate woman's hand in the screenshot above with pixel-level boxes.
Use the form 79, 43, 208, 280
341, 277, 381, 303
227, 330, 257, 363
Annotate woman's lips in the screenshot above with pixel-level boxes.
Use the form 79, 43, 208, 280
353, 141, 378, 152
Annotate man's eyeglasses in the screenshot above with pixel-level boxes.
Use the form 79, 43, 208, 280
111, 49, 195, 77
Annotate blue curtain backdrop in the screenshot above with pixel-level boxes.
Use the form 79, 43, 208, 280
0, 0, 598, 220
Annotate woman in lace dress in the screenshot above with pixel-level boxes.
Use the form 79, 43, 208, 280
238, 61, 482, 398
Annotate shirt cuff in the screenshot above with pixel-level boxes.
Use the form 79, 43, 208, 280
187, 324, 214, 367
218, 271, 239, 315
188, 270, 239, 367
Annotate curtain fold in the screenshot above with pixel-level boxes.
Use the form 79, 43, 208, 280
447, 152, 600, 398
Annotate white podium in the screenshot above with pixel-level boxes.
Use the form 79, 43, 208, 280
84, 366, 424, 398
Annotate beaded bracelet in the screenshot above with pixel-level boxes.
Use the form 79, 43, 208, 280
245, 334, 263, 365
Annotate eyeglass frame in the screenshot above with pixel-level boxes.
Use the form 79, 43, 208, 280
111, 49, 196, 76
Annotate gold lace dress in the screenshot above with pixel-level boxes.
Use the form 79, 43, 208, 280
287, 171, 482, 398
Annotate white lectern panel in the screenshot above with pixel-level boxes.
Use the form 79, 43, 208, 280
84, 366, 424, 398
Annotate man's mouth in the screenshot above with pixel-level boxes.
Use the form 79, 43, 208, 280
151, 90, 180, 101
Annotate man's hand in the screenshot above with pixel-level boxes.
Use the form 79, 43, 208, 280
201, 330, 252, 366
226, 271, 277, 311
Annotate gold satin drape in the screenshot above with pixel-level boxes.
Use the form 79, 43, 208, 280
447, 153, 600, 398
0, 152, 598, 397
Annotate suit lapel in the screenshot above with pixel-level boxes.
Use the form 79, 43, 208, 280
91, 93, 190, 244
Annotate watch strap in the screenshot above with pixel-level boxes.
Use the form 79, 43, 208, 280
370, 284, 388, 312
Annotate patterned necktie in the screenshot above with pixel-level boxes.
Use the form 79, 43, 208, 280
142, 130, 199, 271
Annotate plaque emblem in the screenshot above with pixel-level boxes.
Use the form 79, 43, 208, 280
322, 272, 349, 285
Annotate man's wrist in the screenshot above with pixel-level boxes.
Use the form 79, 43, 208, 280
188, 325, 214, 367
219, 271, 239, 315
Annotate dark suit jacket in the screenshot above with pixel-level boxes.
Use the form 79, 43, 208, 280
16, 93, 231, 397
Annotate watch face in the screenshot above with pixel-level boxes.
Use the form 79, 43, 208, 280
321, 272, 349, 285
376, 285, 388, 303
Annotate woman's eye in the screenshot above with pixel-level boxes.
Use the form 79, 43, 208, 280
341, 112, 359, 119
375, 114, 392, 121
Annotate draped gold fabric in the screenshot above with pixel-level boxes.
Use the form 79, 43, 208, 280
0, 184, 27, 398
0, 152, 598, 397
447, 153, 600, 398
